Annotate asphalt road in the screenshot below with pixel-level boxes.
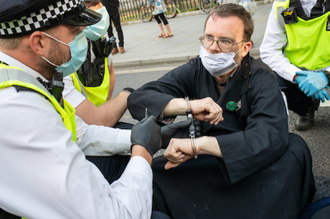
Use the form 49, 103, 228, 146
113, 63, 330, 202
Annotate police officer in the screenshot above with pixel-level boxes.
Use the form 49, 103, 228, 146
260, 0, 330, 131
64, 0, 132, 129
62, 0, 135, 185
0, 0, 162, 218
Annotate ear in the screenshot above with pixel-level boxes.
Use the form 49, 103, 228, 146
241, 40, 253, 58
29, 31, 48, 56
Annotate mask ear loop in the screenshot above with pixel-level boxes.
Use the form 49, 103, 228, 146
234, 43, 244, 56
41, 56, 59, 68
40, 32, 70, 68
41, 32, 70, 47
232, 42, 246, 69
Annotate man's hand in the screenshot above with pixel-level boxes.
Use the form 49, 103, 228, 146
161, 120, 192, 148
190, 97, 223, 125
131, 116, 161, 157
164, 138, 195, 170
295, 71, 329, 96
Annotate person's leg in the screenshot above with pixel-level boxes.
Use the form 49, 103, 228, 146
109, 16, 119, 55
154, 14, 165, 37
275, 72, 319, 131
86, 155, 130, 184
100, 1, 116, 45
151, 134, 315, 219
113, 122, 133, 129
311, 205, 330, 219
152, 182, 172, 217
0, 209, 20, 219
151, 211, 172, 219
111, 11, 125, 53
300, 197, 330, 219
85, 122, 133, 183
158, 13, 173, 37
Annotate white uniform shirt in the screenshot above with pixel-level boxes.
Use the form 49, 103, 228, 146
260, 0, 330, 83
0, 52, 152, 219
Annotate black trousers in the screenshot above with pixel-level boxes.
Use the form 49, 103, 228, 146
101, 0, 124, 47
275, 72, 312, 116
154, 13, 168, 25
152, 133, 315, 219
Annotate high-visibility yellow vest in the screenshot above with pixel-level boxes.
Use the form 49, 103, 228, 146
71, 57, 110, 106
275, 0, 330, 70
0, 64, 76, 142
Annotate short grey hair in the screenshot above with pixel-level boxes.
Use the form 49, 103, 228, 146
0, 37, 24, 50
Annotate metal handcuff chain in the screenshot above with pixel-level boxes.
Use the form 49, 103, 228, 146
185, 97, 201, 159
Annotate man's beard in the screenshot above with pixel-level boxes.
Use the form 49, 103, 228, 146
42, 40, 71, 77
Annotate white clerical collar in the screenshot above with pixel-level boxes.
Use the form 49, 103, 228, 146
0, 51, 49, 82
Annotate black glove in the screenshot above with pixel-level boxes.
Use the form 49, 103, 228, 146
131, 115, 162, 157
161, 119, 192, 148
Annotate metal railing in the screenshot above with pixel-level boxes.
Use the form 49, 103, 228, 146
118, 0, 200, 22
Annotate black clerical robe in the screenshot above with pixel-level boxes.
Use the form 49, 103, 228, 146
128, 55, 315, 219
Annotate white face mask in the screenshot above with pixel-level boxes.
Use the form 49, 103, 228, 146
199, 46, 242, 77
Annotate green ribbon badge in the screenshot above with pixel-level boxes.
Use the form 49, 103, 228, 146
226, 101, 237, 111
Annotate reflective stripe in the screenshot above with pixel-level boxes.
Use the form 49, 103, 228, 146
72, 71, 87, 97
275, 0, 289, 31
0, 64, 76, 142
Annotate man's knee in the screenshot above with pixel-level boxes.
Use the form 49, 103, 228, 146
288, 133, 310, 153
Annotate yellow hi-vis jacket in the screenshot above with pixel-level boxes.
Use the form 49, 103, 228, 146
70, 56, 110, 107
0, 63, 76, 142
275, 0, 330, 70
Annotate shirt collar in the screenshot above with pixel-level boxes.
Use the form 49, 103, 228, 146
0, 51, 49, 82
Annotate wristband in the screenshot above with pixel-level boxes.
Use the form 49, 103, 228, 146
185, 96, 192, 115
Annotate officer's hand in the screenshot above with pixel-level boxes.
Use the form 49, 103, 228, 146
161, 120, 192, 148
294, 74, 306, 85
296, 71, 329, 96
131, 116, 161, 157
311, 88, 330, 103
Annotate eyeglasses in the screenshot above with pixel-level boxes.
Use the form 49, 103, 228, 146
199, 36, 244, 52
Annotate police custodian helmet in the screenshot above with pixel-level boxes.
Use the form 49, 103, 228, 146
0, 0, 102, 39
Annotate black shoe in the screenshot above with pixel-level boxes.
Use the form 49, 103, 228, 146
295, 99, 320, 131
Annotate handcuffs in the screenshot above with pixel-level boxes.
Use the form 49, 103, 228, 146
185, 97, 201, 159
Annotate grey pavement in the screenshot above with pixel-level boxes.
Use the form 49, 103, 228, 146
112, 2, 273, 68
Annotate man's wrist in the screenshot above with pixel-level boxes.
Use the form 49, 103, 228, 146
322, 70, 330, 86
131, 145, 152, 165
293, 75, 298, 83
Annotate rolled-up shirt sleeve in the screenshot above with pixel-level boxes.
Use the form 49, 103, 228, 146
75, 115, 132, 156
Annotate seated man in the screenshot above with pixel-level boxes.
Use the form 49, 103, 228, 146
128, 4, 315, 219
